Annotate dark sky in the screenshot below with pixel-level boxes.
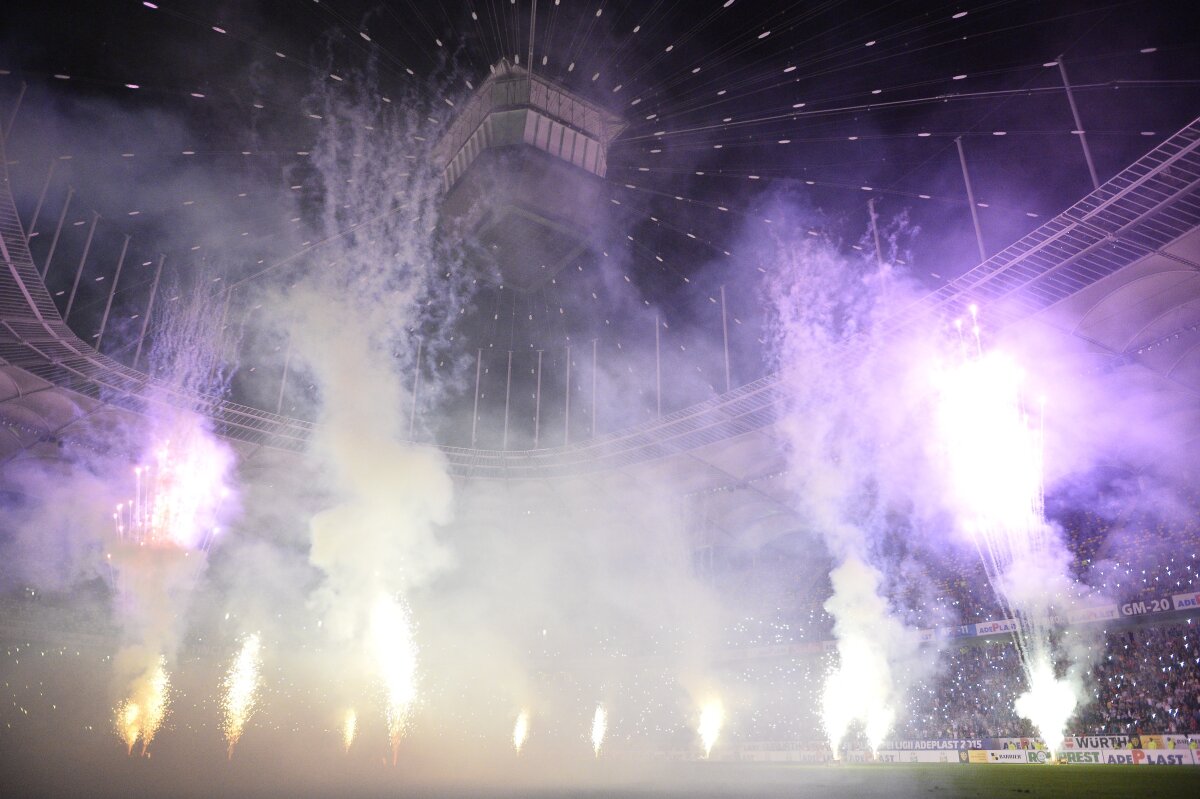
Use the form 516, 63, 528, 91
2, 0, 1198, 443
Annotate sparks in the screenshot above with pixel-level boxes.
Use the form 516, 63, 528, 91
117, 700, 142, 755
512, 709, 530, 754
1014, 656, 1078, 758
112, 428, 229, 553
116, 657, 170, 756
370, 595, 418, 764
819, 555, 900, 758
590, 705, 607, 757
221, 633, 263, 758
342, 708, 357, 752
698, 698, 724, 758
937, 318, 1079, 756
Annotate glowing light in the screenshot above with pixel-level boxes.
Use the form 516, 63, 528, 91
116, 658, 170, 756
512, 709, 530, 753
1014, 656, 1076, 759
370, 595, 418, 764
342, 708, 357, 752
820, 557, 900, 757
937, 318, 1081, 754
590, 705, 607, 756
118, 702, 140, 753
112, 433, 228, 552
937, 350, 1043, 539
698, 698, 724, 758
221, 633, 263, 758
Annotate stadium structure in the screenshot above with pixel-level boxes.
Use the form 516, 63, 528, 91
1, 2, 1200, 794
2, 111, 1198, 494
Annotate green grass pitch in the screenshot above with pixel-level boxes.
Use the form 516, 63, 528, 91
615, 762, 1200, 799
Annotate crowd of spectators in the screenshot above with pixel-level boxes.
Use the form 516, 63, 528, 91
907, 622, 1200, 739
1073, 624, 1200, 736
705, 504, 1200, 746
715, 620, 1200, 744
3, 483, 1197, 749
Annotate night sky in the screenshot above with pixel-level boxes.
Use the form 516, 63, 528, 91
2, 5, 1200, 794
2, 0, 1198, 440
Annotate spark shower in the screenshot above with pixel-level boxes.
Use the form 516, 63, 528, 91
2, 3, 1197, 795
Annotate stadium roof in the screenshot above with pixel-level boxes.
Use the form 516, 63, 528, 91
1, 2, 1198, 498
2, 117, 1197, 487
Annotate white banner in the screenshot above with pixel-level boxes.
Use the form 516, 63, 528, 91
1066, 604, 1122, 624
876, 749, 964, 764
1088, 749, 1196, 766
732, 748, 830, 763
967, 748, 1197, 765
973, 618, 1020, 636
1173, 589, 1200, 610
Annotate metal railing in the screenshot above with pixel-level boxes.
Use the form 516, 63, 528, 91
1, 118, 1198, 479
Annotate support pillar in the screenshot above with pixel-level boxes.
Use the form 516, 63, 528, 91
564, 345, 572, 445
275, 333, 293, 415
214, 285, 233, 370
64, 210, 99, 323
1057, 56, 1100, 191
471, 348, 482, 447
502, 349, 513, 450
868, 197, 885, 271
96, 233, 129, 350
590, 338, 598, 438
654, 314, 662, 418
719, 286, 731, 394
133, 254, 164, 370
27, 159, 56, 241
42, 185, 74, 280
534, 349, 543, 447
409, 338, 423, 440
4, 81, 26, 140
955, 137, 987, 264
527, 0, 538, 77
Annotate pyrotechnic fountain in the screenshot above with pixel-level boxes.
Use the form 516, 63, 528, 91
105, 412, 234, 756
112, 441, 225, 553
5, 2, 1197, 793
115, 656, 171, 756
819, 555, 907, 759
591, 705, 607, 757
91, 270, 242, 757
342, 709, 358, 752
221, 633, 264, 758
698, 699, 724, 759
370, 595, 420, 764
766, 231, 926, 761
936, 307, 1083, 756
513, 709, 530, 754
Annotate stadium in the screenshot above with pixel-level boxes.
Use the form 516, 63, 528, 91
1, 2, 1199, 797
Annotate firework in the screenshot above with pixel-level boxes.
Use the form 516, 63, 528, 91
512, 709, 530, 754
221, 633, 263, 758
1014, 656, 1078, 757
343, 708, 357, 752
590, 705, 607, 757
697, 698, 724, 759
937, 313, 1078, 756
819, 556, 904, 758
118, 701, 140, 755
116, 657, 171, 756
370, 595, 418, 764
112, 428, 230, 553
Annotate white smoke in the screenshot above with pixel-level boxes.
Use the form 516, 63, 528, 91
279, 63, 461, 757
106, 277, 239, 755
933, 335, 1102, 753
764, 218, 932, 755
